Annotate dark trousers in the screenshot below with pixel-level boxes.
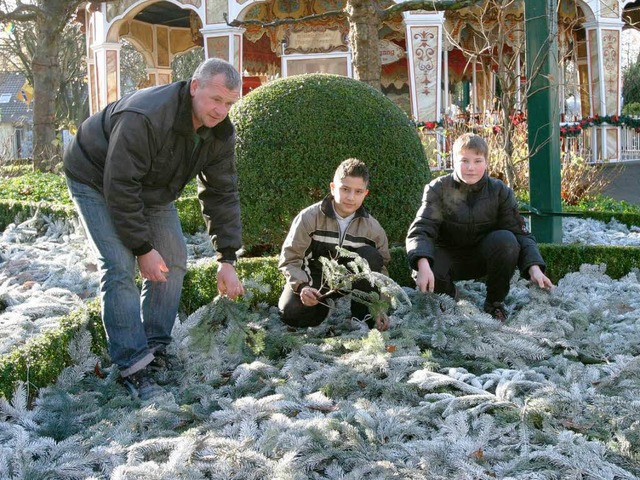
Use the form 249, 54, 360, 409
433, 230, 520, 304
279, 245, 384, 328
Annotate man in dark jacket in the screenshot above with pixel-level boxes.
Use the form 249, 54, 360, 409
63, 58, 244, 400
406, 133, 553, 321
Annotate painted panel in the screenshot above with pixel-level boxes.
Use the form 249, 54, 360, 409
130, 21, 154, 53
170, 29, 195, 55
587, 29, 601, 115
605, 126, 619, 161
157, 26, 170, 67
89, 63, 98, 115
207, 36, 230, 61
600, 0, 619, 18
409, 25, 440, 122
206, 0, 228, 24
106, 50, 119, 103
233, 34, 242, 72
601, 29, 620, 115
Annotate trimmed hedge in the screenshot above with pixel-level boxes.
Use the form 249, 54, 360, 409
539, 243, 640, 283
229, 73, 430, 253
0, 199, 75, 232
0, 300, 105, 400
0, 197, 204, 236
181, 257, 284, 314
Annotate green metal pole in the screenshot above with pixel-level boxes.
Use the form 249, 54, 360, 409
524, 0, 562, 243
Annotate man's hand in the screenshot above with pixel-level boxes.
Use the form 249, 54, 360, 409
529, 265, 554, 290
137, 249, 169, 282
217, 262, 244, 299
415, 258, 435, 292
299, 286, 321, 307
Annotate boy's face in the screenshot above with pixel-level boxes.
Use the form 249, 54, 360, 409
330, 175, 369, 217
453, 147, 487, 185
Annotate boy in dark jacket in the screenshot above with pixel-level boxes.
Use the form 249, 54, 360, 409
406, 133, 553, 320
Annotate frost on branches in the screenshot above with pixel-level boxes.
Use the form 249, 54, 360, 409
0, 256, 639, 478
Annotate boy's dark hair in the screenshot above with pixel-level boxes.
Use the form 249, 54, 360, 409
453, 133, 489, 159
334, 158, 370, 185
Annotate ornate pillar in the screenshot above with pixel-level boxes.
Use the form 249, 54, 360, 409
403, 11, 444, 122
583, 19, 623, 161
201, 25, 245, 74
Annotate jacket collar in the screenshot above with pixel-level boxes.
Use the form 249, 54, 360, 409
173, 80, 235, 141
320, 194, 369, 219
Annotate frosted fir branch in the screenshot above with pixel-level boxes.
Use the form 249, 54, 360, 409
0, 381, 37, 430
316, 247, 412, 316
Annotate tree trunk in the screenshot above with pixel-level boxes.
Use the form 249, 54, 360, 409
346, 0, 382, 90
31, 13, 62, 172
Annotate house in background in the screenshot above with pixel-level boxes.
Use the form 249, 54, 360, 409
0, 71, 33, 161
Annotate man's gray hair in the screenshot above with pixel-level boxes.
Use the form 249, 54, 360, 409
192, 58, 241, 90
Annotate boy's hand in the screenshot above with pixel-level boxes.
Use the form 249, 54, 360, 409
415, 258, 435, 292
299, 286, 321, 306
528, 265, 554, 290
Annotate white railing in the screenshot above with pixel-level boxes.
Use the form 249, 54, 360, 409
421, 122, 640, 171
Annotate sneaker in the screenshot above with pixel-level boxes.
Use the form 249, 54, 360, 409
484, 301, 508, 322
121, 368, 165, 401
147, 349, 178, 386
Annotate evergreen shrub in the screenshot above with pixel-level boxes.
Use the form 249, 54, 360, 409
0, 300, 104, 400
229, 73, 430, 253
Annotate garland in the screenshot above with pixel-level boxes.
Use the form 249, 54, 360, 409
560, 114, 640, 137
413, 114, 640, 138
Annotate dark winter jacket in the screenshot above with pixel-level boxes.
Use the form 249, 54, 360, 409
405, 172, 545, 278
279, 195, 391, 293
63, 80, 241, 261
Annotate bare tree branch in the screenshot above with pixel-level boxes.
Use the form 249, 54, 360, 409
381, 0, 484, 20
223, 11, 344, 29
0, 1, 40, 22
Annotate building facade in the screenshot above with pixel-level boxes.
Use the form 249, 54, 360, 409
83, 0, 639, 162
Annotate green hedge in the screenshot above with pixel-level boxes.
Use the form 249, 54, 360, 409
539, 244, 640, 283
230, 73, 430, 253
0, 197, 204, 236
0, 300, 105, 400
0, 199, 75, 232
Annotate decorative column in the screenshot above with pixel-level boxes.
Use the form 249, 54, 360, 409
91, 42, 121, 113
403, 11, 444, 122
201, 26, 245, 74
583, 19, 623, 162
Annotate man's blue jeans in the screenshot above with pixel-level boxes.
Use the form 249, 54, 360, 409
66, 177, 187, 376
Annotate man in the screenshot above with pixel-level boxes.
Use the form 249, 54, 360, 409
406, 133, 553, 321
278, 158, 391, 330
63, 58, 244, 400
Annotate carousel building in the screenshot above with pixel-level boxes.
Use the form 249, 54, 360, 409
83, 0, 640, 163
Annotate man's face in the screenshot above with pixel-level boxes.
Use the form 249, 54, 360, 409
190, 74, 241, 130
453, 148, 487, 185
330, 175, 369, 217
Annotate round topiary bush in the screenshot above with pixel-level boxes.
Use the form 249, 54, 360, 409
230, 73, 430, 254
